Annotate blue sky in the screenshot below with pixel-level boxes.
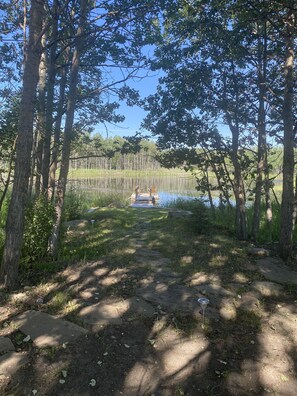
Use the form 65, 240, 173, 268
94, 69, 231, 140
94, 68, 163, 138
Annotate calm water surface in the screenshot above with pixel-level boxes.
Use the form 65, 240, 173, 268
68, 174, 199, 206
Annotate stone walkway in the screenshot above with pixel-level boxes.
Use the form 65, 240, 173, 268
1, 239, 297, 393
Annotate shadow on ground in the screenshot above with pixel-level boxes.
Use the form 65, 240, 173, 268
1, 208, 297, 395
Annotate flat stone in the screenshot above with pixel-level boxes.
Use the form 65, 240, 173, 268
125, 296, 156, 317
251, 281, 284, 297
136, 283, 201, 315
248, 247, 270, 257
78, 296, 155, 331
78, 298, 124, 330
239, 292, 261, 312
0, 337, 15, 354
194, 284, 234, 305
10, 310, 88, 347
154, 269, 181, 283
257, 258, 297, 285
0, 352, 29, 376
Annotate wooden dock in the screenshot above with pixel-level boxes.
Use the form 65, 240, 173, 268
130, 190, 159, 208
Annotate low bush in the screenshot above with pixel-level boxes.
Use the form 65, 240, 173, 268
168, 198, 212, 234
21, 195, 56, 265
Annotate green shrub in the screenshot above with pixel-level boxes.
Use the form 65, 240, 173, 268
21, 195, 56, 264
213, 206, 236, 235
63, 187, 88, 221
168, 198, 212, 234
91, 192, 128, 208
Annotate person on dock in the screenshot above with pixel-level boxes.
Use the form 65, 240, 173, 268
135, 185, 140, 199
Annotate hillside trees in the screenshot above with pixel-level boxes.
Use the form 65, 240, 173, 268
144, 0, 296, 255
0, 0, 172, 286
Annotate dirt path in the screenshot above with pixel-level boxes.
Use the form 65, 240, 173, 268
1, 218, 297, 395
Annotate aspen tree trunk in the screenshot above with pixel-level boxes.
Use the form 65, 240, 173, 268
42, 0, 59, 196
49, 55, 68, 201
34, 31, 47, 196
224, 73, 247, 240
50, 0, 87, 257
0, 0, 45, 290
252, 23, 268, 240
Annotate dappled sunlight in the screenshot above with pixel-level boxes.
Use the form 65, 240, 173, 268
227, 359, 261, 395
209, 255, 228, 267
180, 255, 194, 264
233, 273, 249, 283
122, 360, 160, 395
219, 297, 237, 320
99, 268, 128, 286
2, 207, 297, 395
186, 272, 220, 286
255, 315, 297, 393
121, 326, 211, 395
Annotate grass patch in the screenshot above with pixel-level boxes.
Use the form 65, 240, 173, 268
47, 290, 78, 316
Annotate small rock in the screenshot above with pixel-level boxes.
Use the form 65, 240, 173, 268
248, 247, 270, 257
61, 370, 67, 378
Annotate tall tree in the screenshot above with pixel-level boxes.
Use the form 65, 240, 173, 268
50, 0, 88, 257
279, 0, 296, 260
0, 0, 45, 290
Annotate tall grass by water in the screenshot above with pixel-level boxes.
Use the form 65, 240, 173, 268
167, 197, 295, 243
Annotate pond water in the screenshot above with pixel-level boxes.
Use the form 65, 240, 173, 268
68, 174, 201, 206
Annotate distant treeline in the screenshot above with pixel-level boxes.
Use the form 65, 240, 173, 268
69, 135, 162, 171
68, 134, 284, 175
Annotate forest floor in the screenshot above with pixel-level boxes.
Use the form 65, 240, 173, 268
0, 207, 297, 396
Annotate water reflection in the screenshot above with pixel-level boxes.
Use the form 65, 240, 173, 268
68, 175, 198, 205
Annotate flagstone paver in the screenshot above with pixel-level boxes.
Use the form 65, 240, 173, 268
251, 281, 284, 297
0, 352, 29, 377
136, 282, 201, 315
78, 296, 156, 331
10, 310, 88, 347
257, 257, 297, 285
0, 337, 15, 355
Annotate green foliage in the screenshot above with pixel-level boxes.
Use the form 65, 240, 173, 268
91, 192, 128, 208
246, 202, 296, 244
213, 207, 236, 235
62, 189, 128, 223
63, 188, 88, 221
22, 196, 56, 264
168, 198, 212, 234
